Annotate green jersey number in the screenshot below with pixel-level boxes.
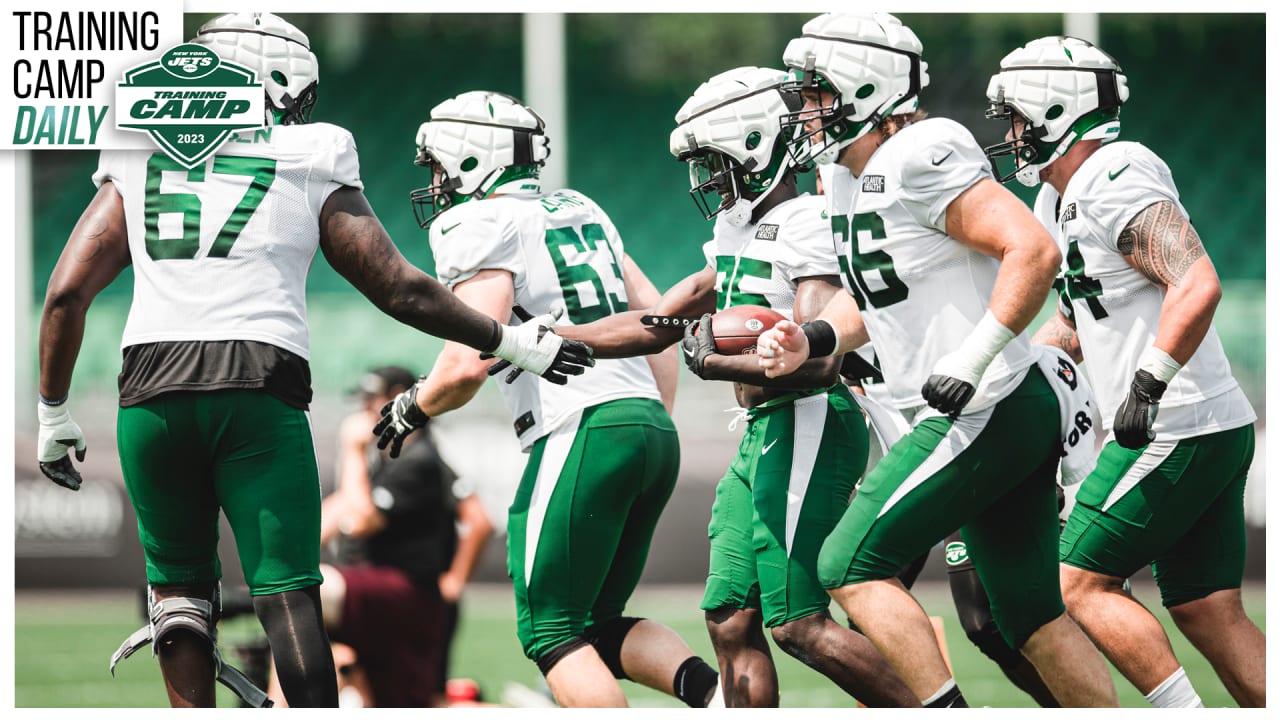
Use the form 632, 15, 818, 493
144, 153, 277, 260
834, 211, 908, 310
1061, 239, 1108, 320
715, 256, 773, 310
545, 223, 628, 324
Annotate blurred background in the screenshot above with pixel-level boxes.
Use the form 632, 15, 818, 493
12, 12, 1266, 708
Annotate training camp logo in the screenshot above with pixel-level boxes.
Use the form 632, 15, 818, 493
115, 44, 264, 168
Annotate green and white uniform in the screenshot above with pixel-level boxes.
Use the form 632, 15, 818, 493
429, 187, 669, 662
698, 195, 869, 627
816, 118, 1065, 648
1036, 141, 1257, 605
94, 123, 361, 593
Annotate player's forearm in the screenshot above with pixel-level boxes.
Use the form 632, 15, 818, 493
702, 352, 839, 388
38, 303, 88, 401
415, 344, 490, 417
816, 291, 871, 353
555, 309, 681, 357
381, 275, 504, 352
985, 238, 1060, 335
1152, 257, 1220, 365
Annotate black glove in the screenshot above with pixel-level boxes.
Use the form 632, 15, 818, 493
681, 313, 717, 378
921, 375, 976, 419
40, 455, 84, 491
481, 305, 594, 385
1113, 369, 1167, 449
372, 383, 429, 459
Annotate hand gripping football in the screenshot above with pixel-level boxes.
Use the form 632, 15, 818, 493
706, 305, 786, 355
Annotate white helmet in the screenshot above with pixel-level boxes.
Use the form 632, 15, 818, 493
984, 36, 1128, 187
669, 67, 801, 227
781, 13, 928, 165
410, 91, 551, 228
191, 12, 318, 126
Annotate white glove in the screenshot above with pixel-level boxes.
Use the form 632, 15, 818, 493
38, 401, 87, 490
485, 306, 594, 385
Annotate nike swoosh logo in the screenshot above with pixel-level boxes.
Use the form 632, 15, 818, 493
441, 222, 462, 235
1108, 164, 1130, 181
931, 151, 953, 166
761, 439, 779, 456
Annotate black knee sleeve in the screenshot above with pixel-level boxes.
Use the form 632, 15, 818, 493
252, 585, 338, 708
535, 636, 590, 676
584, 616, 643, 680
673, 655, 719, 708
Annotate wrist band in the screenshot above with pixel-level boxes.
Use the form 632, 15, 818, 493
801, 319, 839, 358
483, 319, 502, 353
39, 393, 68, 406
1138, 345, 1182, 384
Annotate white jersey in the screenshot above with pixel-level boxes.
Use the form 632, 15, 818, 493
94, 123, 361, 360
430, 188, 660, 450
701, 194, 840, 317
826, 118, 1035, 414
1033, 141, 1254, 439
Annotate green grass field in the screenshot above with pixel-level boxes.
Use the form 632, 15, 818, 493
14, 581, 1265, 708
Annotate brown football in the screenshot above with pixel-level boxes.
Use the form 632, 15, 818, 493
707, 305, 787, 355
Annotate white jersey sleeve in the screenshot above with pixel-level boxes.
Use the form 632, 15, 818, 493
1085, 148, 1178, 253
897, 119, 992, 232
430, 203, 522, 288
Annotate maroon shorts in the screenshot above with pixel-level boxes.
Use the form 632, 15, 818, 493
332, 564, 443, 707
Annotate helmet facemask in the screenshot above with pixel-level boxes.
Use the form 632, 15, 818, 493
670, 66, 805, 228
780, 13, 928, 167
983, 36, 1127, 187
409, 91, 550, 229
684, 133, 791, 227
409, 150, 464, 229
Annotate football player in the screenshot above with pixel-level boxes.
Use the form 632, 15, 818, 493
371, 91, 720, 708
552, 66, 917, 708
36, 13, 590, 709
756, 12, 1119, 707
986, 36, 1264, 707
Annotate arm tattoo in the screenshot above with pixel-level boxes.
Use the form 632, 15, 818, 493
72, 219, 110, 263
1118, 200, 1205, 287
1032, 314, 1083, 364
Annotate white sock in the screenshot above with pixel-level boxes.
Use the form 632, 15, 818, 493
1145, 667, 1203, 708
705, 680, 725, 708
922, 678, 957, 706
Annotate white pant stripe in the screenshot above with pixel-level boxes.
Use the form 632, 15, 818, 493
877, 407, 994, 519
524, 411, 582, 585
1100, 439, 1178, 513
785, 393, 828, 554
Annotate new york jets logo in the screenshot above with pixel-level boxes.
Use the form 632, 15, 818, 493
944, 541, 968, 565
115, 44, 264, 169
745, 318, 765, 332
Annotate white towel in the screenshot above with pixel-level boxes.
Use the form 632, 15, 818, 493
1032, 345, 1099, 486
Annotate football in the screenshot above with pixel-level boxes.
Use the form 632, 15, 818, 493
707, 305, 787, 355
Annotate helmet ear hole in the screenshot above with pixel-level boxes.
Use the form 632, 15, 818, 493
1045, 104, 1064, 120
271, 70, 287, 86
461, 157, 479, 172
855, 83, 876, 100
745, 131, 762, 150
